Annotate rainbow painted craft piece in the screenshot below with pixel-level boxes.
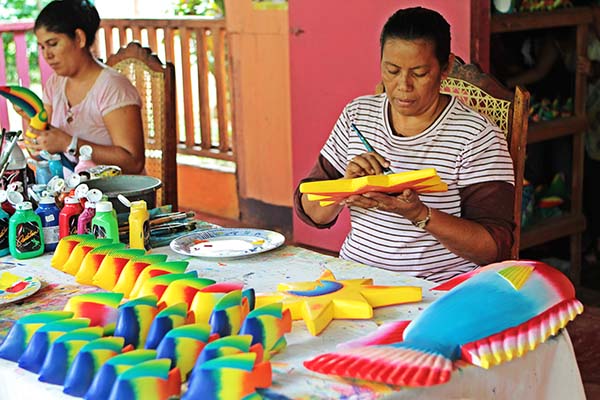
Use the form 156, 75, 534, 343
76, 243, 127, 285
137, 272, 198, 301
63, 336, 126, 397
51, 234, 94, 270
112, 254, 169, 297
300, 168, 447, 206
63, 292, 123, 330
156, 323, 212, 381
304, 260, 584, 387
113, 296, 159, 349
159, 276, 217, 309
0, 311, 74, 362
209, 290, 251, 337
0, 85, 48, 137
38, 326, 104, 385
185, 335, 271, 400
129, 261, 189, 299
189, 282, 245, 324
256, 269, 422, 336
145, 303, 189, 350
62, 238, 114, 275
239, 302, 292, 360
18, 318, 91, 373
85, 349, 158, 400
108, 358, 181, 400
92, 248, 147, 291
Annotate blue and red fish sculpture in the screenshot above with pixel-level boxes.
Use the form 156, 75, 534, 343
304, 260, 584, 387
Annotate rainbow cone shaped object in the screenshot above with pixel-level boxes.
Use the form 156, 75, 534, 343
0, 85, 44, 117
145, 303, 189, 350
18, 318, 91, 373
0, 311, 74, 362
108, 358, 181, 400
189, 282, 244, 324
38, 326, 104, 385
158, 276, 216, 309
85, 349, 157, 400
112, 254, 168, 297
62, 238, 114, 275
129, 261, 189, 299
76, 244, 126, 285
51, 234, 94, 270
113, 296, 159, 349
92, 249, 147, 291
209, 290, 250, 337
240, 303, 292, 360
156, 323, 211, 381
63, 336, 126, 397
137, 272, 198, 300
63, 292, 123, 330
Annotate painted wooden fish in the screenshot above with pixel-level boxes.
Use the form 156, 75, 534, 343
304, 260, 584, 387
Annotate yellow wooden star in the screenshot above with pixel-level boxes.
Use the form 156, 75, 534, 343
256, 269, 422, 335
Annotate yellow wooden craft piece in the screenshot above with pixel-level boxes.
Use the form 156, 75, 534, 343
256, 269, 422, 336
300, 168, 447, 206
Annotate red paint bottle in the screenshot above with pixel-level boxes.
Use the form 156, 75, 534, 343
59, 196, 83, 238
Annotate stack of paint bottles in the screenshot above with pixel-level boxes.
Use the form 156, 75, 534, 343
8, 201, 44, 259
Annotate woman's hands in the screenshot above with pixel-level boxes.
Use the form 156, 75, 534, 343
24, 125, 71, 155
344, 152, 391, 178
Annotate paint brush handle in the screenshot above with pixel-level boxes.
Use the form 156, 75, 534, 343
350, 123, 394, 174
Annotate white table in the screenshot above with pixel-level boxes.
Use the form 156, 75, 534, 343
0, 246, 586, 399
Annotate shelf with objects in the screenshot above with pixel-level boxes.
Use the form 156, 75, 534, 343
471, 3, 592, 284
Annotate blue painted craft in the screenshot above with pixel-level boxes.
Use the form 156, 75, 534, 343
155, 323, 211, 381
145, 303, 188, 350
304, 260, 584, 387
113, 296, 158, 349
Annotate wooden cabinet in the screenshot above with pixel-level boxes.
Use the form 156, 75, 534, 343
471, 4, 591, 284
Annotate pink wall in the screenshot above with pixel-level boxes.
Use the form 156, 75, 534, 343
290, 1, 472, 251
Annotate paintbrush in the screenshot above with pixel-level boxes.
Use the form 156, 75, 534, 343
0, 131, 22, 178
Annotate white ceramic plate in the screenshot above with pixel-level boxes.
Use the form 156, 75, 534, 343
170, 228, 285, 259
0, 273, 42, 305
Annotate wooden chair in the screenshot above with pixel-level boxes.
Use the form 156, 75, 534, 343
106, 42, 178, 210
439, 58, 530, 259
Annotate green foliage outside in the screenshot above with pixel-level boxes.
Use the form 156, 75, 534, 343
173, 0, 225, 16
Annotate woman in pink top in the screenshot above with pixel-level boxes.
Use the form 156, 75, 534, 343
23, 0, 145, 174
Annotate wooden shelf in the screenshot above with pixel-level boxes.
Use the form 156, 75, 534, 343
527, 116, 587, 144
491, 7, 592, 33
520, 213, 586, 250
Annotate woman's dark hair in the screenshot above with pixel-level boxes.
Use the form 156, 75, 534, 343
34, 0, 100, 48
380, 7, 451, 69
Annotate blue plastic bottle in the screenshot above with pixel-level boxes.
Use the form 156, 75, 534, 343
48, 154, 64, 179
35, 161, 52, 185
0, 206, 9, 256
35, 195, 61, 252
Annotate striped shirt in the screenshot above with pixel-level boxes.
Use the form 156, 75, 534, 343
320, 94, 515, 282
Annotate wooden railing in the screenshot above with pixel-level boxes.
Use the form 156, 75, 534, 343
0, 17, 233, 162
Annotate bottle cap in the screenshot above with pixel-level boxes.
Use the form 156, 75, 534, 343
39, 195, 57, 205
86, 188, 103, 203
66, 173, 82, 189
7, 191, 24, 205
79, 145, 93, 161
84, 201, 97, 209
47, 176, 66, 194
96, 201, 113, 212
74, 183, 89, 200
64, 196, 80, 205
131, 200, 147, 210
39, 150, 52, 161
37, 160, 49, 167
15, 201, 32, 211
117, 194, 131, 208
50, 153, 61, 161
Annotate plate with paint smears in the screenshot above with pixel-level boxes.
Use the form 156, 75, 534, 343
0, 271, 42, 305
170, 228, 286, 259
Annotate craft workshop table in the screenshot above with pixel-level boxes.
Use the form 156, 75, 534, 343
0, 245, 586, 400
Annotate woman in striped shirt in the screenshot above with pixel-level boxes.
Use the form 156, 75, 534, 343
294, 7, 515, 283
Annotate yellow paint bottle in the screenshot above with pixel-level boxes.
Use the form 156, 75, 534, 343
129, 200, 150, 250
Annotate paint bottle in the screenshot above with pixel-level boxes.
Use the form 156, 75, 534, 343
91, 201, 120, 244
35, 195, 60, 252
129, 200, 150, 250
35, 160, 52, 185
59, 196, 83, 239
77, 189, 102, 235
48, 153, 64, 179
4, 190, 24, 216
0, 206, 9, 257
9, 201, 44, 259
74, 145, 96, 174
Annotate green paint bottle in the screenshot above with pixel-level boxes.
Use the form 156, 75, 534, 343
9, 201, 45, 259
91, 201, 120, 244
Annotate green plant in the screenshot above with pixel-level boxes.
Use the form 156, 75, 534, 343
172, 0, 225, 16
